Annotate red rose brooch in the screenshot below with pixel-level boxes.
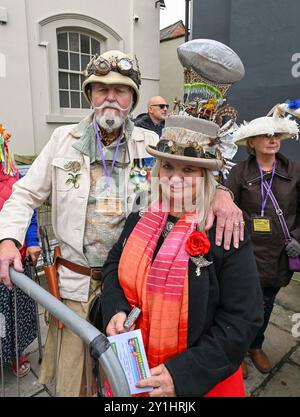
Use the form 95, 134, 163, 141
185, 231, 212, 276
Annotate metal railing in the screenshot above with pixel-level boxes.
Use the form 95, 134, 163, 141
1, 268, 130, 397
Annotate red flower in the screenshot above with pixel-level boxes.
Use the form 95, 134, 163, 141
185, 231, 210, 256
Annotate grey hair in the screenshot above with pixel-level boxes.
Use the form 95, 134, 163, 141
150, 159, 216, 231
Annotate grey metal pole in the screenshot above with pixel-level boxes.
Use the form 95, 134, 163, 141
9, 268, 130, 397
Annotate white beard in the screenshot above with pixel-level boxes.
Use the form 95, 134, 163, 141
96, 109, 125, 133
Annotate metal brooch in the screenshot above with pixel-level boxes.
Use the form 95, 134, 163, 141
65, 173, 81, 189
64, 161, 81, 173
190, 255, 213, 277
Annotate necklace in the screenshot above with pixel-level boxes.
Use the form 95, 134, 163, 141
162, 215, 178, 239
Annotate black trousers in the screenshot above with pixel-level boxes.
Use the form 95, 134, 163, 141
250, 286, 280, 349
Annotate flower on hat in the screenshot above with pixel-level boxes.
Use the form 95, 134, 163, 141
185, 230, 210, 257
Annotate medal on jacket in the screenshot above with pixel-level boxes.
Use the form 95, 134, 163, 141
251, 161, 276, 233
94, 116, 124, 215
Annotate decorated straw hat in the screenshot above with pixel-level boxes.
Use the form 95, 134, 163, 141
234, 102, 299, 145
146, 115, 225, 171
82, 50, 141, 110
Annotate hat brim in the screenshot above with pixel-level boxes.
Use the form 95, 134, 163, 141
82, 72, 140, 110
146, 145, 225, 170
236, 132, 295, 145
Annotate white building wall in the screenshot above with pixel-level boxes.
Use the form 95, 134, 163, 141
160, 36, 185, 111
0, 0, 160, 155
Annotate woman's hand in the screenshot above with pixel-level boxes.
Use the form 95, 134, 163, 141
105, 311, 127, 336
26, 246, 41, 265
136, 364, 176, 397
205, 188, 244, 250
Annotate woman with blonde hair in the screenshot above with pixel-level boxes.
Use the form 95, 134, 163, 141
100, 116, 263, 397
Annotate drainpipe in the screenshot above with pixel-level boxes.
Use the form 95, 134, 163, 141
185, 0, 191, 41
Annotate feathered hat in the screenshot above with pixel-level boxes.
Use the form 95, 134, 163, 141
234, 100, 300, 145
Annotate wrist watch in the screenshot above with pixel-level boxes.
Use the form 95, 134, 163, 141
216, 184, 234, 201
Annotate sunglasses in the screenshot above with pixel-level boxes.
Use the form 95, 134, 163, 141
150, 104, 169, 110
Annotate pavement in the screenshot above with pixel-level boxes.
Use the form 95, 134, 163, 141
1, 273, 300, 397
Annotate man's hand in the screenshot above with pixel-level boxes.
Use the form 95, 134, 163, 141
136, 364, 176, 397
106, 311, 128, 336
26, 246, 41, 265
205, 189, 245, 250
285, 238, 300, 258
0, 240, 23, 289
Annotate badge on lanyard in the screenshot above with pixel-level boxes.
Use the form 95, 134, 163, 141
96, 197, 124, 216
252, 216, 272, 233
93, 116, 125, 215
252, 160, 276, 234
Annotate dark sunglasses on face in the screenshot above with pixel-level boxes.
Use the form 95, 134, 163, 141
151, 104, 169, 110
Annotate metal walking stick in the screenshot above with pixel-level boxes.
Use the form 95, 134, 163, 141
26, 257, 43, 364
13, 287, 20, 397
0, 313, 5, 397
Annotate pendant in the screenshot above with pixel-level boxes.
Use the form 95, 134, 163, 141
190, 255, 213, 277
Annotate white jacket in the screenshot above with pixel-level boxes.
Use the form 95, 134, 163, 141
0, 117, 158, 301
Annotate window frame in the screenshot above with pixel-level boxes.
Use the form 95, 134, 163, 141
37, 13, 124, 124
57, 30, 102, 110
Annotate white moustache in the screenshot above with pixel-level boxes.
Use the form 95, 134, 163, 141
94, 101, 131, 112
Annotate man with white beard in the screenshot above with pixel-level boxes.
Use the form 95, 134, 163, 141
0, 50, 244, 396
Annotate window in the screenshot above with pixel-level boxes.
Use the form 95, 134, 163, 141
57, 31, 101, 109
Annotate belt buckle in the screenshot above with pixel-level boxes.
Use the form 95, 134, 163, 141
90, 267, 102, 281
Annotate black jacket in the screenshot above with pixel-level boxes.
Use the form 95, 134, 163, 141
134, 113, 165, 137
226, 153, 300, 287
101, 212, 263, 397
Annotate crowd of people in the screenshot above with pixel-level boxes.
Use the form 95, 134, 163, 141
0, 44, 299, 397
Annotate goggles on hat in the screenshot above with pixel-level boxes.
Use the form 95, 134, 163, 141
157, 139, 221, 160
84, 55, 141, 87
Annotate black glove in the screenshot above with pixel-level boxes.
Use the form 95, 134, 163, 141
285, 238, 300, 257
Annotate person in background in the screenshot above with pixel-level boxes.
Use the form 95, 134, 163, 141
101, 116, 263, 397
226, 105, 300, 378
134, 96, 169, 137
0, 125, 40, 377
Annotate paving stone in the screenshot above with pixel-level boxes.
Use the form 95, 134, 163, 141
290, 345, 300, 366
263, 323, 298, 366
242, 355, 268, 396
32, 389, 51, 397
1, 363, 44, 397
292, 273, 300, 284
257, 363, 300, 397
269, 304, 298, 334
275, 280, 300, 312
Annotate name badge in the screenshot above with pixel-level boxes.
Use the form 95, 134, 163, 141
252, 217, 272, 233
95, 197, 124, 216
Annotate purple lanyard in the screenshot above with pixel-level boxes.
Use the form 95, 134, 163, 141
257, 160, 276, 217
93, 115, 123, 195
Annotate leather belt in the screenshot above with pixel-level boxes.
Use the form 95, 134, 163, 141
56, 257, 102, 281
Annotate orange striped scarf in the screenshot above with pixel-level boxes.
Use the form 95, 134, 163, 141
118, 206, 196, 368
